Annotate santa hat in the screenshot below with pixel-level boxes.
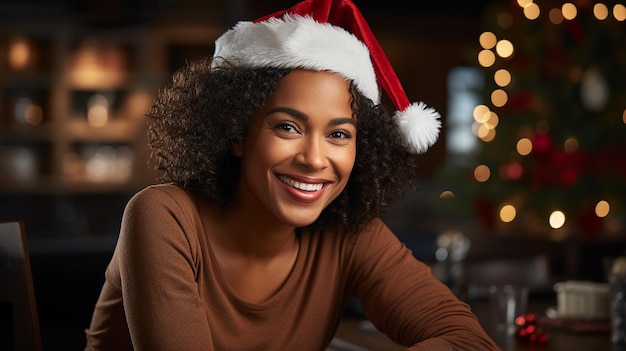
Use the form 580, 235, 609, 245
212, 0, 441, 154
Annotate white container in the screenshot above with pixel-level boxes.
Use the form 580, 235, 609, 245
553, 280, 610, 319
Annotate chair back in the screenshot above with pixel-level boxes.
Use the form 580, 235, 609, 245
0, 221, 42, 351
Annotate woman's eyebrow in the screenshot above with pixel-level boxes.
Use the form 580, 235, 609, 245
266, 107, 308, 122
266, 107, 355, 127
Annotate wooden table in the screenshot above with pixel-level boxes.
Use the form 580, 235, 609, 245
330, 300, 623, 351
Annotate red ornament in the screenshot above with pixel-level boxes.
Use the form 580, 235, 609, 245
515, 312, 549, 345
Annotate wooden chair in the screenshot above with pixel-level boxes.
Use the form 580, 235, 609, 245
0, 221, 42, 351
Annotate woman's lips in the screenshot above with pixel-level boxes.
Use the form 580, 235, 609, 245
277, 175, 328, 202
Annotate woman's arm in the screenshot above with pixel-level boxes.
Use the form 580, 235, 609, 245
348, 219, 499, 350
118, 186, 214, 351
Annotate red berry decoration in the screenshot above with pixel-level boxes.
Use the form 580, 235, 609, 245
515, 313, 549, 345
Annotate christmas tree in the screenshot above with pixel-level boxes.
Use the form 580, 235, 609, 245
468, 0, 626, 240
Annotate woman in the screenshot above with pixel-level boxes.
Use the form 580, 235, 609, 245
85, 0, 499, 350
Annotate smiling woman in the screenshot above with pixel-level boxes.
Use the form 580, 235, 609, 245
83, 0, 498, 350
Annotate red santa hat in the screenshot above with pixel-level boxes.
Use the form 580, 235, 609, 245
212, 0, 441, 154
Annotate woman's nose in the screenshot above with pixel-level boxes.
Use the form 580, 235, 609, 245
295, 137, 327, 171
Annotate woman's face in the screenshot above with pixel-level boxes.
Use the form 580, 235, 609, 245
233, 69, 356, 228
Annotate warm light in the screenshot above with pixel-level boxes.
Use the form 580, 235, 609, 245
69, 42, 127, 88
615, 4, 626, 21
87, 94, 110, 127
24, 105, 43, 125
474, 165, 491, 182
594, 3, 609, 20
517, 0, 533, 8
8, 37, 30, 70
564, 137, 579, 153
549, 8, 565, 24
516, 138, 533, 155
524, 3, 541, 20
562, 3, 578, 20
486, 112, 500, 128
478, 49, 496, 67
478, 124, 496, 142
440, 191, 455, 199
495, 40, 514, 58
500, 204, 517, 223
549, 211, 566, 229
596, 200, 610, 217
473, 105, 491, 123
623, 109, 626, 124
494, 69, 512, 87
14, 98, 43, 125
491, 89, 508, 107
479, 32, 497, 49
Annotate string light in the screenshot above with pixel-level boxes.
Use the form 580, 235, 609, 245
473, 105, 491, 123
474, 165, 491, 182
495, 39, 514, 58
491, 89, 508, 107
596, 200, 610, 217
500, 204, 517, 222
593, 3, 609, 20
479, 32, 497, 49
486, 112, 500, 129
478, 49, 496, 67
549, 211, 566, 229
615, 4, 626, 21
523, 3, 541, 19
516, 138, 533, 156
494, 69, 512, 87
562, 3, 578, 20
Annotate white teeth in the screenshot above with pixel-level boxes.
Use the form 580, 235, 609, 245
278, 176, 323, 192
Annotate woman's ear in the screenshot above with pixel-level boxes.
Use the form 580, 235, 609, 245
231, 138, 244, 157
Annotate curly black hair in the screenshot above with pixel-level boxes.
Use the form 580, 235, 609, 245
147, 57, 418, 235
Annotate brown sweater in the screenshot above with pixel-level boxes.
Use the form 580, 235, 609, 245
85, 184, 498, 350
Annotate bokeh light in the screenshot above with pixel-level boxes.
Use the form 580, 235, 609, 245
562, 3, 577, 20
615, 4, 626, 21
491, 89, 508, 107
494, 69, 512, 87
479, 32, 497, 49
564, 137, 579, 153
478, 49, 496, 67
595, 200, 610, 217
516, 138, 533, 155
474, 165, 491, 182
549, 211, 566, 229
593, 3, 609, 20
549, 8, 565, 24
523, 3, 541, 19
495, 40, 514, 58
500, 204, 517, 223
473, 105, 491, 123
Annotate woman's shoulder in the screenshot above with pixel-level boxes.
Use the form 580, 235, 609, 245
130, 183, 193, 203
126, 183, 202, 216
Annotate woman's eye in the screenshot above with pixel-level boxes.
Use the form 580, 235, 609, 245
329, 130, 352, 139
274, 122, 299, 134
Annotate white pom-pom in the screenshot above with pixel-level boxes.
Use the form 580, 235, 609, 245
395, 102, 441, 154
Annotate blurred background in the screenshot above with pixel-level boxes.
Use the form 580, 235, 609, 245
0, 0, 625, 349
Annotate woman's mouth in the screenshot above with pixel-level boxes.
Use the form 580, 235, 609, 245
278, 175, 324, 192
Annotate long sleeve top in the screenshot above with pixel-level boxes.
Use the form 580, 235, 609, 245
84, 184, 499, 350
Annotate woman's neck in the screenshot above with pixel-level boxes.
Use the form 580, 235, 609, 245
207, 202, 298, 261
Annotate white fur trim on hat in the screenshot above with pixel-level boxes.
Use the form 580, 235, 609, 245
396, 102, 441, 154
212, 14, 380, 103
